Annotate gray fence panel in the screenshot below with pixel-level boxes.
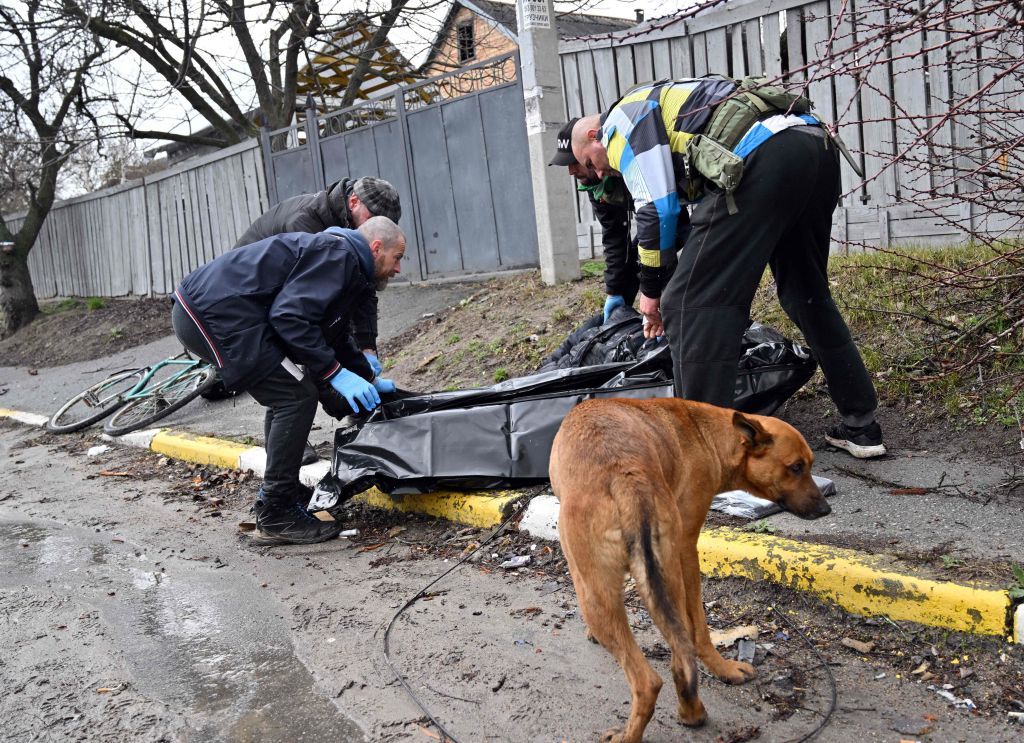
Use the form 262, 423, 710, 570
557, 0, 1020, 254
372, 119, 424, 281
264, 53, 536, 281
319, 135, 351, 187
8, 141, 265, 299
270, 147, 316, 203
343, 128, 381, 180
406, 105, 463, 275
478, 84, 538, 269
441, 95, 502, 272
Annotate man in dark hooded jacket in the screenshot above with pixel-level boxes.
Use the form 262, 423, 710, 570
235, 176, 401, 357
236, 176, 402, 463
172, 217, 406, 545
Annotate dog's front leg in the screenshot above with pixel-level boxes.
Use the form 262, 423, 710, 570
678, 541, 757, 684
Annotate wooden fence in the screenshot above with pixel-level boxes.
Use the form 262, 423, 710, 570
6, 139, 267, 299
7, 0, 1019, 298
559, 0, 1021, 255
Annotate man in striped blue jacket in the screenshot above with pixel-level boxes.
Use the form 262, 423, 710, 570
571, 77, 885, 458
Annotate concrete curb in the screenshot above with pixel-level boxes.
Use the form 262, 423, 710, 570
2, 407, 1020, 643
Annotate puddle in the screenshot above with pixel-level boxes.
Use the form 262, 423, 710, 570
0, 518, 365, 742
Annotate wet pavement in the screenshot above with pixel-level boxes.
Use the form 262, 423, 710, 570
0, 515, 364, 741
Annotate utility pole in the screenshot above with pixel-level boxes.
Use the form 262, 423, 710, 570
516, 0, 579, 284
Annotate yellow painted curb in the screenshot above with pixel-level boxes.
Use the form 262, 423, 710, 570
698, 528, 1011, 638
354, 487, 527, 528
150, 430, 251, 469
3, 407, 1018, 640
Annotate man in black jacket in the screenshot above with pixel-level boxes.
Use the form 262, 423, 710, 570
172, 217, 406, 545
549, 120, 689, 323
237, 176, 402, 463
236, 176, 401, 354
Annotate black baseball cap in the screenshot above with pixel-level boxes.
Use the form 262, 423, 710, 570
548, 117, 580, 166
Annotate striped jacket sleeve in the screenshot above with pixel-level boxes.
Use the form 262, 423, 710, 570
603, 100, 680, 299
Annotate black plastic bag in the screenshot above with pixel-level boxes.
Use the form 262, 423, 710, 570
312, 311, 817, 513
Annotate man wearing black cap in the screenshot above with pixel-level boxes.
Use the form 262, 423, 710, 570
233, 176, 403, 462
550, 120, 689, 322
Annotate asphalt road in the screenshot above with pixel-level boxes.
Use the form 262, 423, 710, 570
1, 422, 1019, 742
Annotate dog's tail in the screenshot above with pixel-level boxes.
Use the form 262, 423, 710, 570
611, 471, 701, 703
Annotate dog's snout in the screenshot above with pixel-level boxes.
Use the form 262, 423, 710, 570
782, 487, 831, 520
809, 498, 831, 519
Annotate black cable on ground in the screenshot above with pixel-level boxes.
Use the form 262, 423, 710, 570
770, 604, 838, 743
381, 504, 527, 743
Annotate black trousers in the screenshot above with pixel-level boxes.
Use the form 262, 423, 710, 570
661, 127, 878, 425
171, 300, 317, 504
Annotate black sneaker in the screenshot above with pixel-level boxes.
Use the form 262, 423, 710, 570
253, 495, 341, 545
825, 421, 887, 459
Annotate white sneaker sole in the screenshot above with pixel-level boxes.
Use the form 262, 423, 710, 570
824, 435, 887, 459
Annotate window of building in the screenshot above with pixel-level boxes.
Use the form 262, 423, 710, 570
457, 21, 475, 63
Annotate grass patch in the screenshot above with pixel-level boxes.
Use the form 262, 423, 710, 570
86, 297, 106, 311
580, 260, 604, 278
751, 243, 1024, 424
41, 298, 82, 315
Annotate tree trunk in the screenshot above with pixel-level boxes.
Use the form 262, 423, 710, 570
0, 247, 40, 339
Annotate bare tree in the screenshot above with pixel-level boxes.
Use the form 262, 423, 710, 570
60, 0, 429, 148
0, 0, 107, 337
783, 0, 1024, 406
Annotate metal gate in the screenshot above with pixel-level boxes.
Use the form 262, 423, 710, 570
260, 52, 538, 281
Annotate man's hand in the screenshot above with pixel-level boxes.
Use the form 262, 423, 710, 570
373, 377, 396, 394
329, 368, 380, 414
362, 350, 382, 377
603, 294, 625, 323
638, 293, 664, 338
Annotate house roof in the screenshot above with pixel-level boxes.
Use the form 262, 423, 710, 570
421, 0, 636, 72
297, 14, 423, 112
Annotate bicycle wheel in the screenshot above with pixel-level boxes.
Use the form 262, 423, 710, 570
46, 368, 147, 433
103, 364, 219, 437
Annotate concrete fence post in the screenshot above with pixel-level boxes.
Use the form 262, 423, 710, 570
516, 0, 579, 284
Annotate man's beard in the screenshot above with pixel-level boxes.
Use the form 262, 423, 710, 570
374, 276, 389, 292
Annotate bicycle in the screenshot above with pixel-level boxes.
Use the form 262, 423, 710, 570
46, 351, 218, 436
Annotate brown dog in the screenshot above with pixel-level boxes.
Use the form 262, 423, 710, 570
549, 398, 830, 742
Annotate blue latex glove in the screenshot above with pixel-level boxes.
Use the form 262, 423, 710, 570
329, 368, 380, 414
362, 351, 382, 377
603, 294, 625, 323
373, 377, 396, 394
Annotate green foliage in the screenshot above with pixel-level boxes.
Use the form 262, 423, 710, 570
551, 307, 571, 323
1010, 564, 1024, 600
42, 298, 82, 315
747, 520, 776, 534
752, 243, 1024, 424
494, 367, 509, 383
108, 327, 124, 340
581, 287, 604, 309
939, 554, 964, 570
447, 332, 461, 345
86, 297, 105, 311
580, 260, 604, 278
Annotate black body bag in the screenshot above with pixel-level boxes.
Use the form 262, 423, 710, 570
312, 308, 816, 512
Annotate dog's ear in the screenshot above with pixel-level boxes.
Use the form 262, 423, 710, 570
733, 411, 774, 453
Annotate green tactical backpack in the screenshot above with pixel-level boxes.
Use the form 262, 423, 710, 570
685, 76, 815, 213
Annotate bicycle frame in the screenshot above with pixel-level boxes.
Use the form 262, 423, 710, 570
122, 353, 206, 401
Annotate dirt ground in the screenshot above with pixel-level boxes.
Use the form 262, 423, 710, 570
0, 296, 173, 368
2, 420, 1022, 742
